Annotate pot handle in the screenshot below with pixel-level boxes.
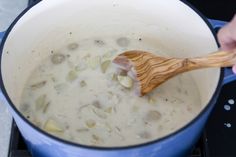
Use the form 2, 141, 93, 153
0, 31, 5, 43
0, 31, 4, 91
208, 19, 236, 84
208, 19, 227, 32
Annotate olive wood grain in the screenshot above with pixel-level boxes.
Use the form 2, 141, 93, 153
113, 50, 236, 96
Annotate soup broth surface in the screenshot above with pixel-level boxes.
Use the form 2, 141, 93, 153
19, 36, 201, 146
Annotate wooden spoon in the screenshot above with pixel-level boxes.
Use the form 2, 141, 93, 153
112, 50, 236, 96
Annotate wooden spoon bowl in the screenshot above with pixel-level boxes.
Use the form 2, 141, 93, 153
113, 50, 236, 96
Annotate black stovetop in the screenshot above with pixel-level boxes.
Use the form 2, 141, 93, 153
7, 0, 236, 157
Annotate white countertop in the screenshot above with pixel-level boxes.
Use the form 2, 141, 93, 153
0, 93, 12, 157
0, 0, 28, 31
0, 0, 28, 157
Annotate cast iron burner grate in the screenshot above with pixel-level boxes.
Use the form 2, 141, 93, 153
8, 123, 31, 157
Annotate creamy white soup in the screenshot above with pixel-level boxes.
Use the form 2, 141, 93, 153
19, 36, 201, 146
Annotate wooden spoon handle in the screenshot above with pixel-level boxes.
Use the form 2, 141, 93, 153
144, 49, 236, 79
137, 49, 236, 96
188, 49, 236, 69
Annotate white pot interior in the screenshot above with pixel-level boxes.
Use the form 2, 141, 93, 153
2, 0, 219, 117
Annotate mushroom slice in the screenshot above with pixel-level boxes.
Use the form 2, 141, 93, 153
87, 56, 101, 69
101, 60, 111, 73
117, 75, 133, 88
94, 40, 105, 46
137, 131, 151, 139
92, 108, 107, 119
85, 119, 96, 128
67, 43, 79, 50
66, 70, 78, 82
30, 81, 47, 90
80, 80, 87, 87
44, 119, 64, 132
145, 110, 162, 122
116, 37, 130, 47
35, 94, 50, 113
51, 53, 66, 64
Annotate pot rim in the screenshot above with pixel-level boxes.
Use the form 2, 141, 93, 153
0, 0, 224, 150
